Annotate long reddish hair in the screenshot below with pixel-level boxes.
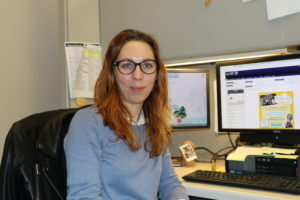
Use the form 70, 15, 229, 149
94, 29, 172, 156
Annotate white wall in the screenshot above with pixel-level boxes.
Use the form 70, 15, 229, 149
0, 0, 67, 160
100, 0, 300, 60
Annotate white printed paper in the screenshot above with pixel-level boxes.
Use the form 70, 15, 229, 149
65, 42, 102, 98
266, 0, 300, 20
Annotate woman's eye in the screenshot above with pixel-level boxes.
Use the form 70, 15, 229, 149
143, 62, 153, 68
121, 62, 134, 68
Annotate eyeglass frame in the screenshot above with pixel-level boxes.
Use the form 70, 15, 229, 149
113, 59, 159, 74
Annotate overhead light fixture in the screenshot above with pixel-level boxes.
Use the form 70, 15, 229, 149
165, 48, 290, 68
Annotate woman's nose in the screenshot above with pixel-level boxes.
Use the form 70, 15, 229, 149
132, 65, 144, 79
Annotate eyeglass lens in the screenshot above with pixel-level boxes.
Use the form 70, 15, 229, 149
116, 60, 157, 74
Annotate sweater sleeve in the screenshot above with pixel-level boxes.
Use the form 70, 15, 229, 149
158, 149, 190, 200
64, 108, 103, 200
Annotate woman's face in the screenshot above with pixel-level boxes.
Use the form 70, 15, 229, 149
114, 40, 157, 108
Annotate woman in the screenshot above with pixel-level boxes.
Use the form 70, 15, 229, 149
64, 29, 189, 200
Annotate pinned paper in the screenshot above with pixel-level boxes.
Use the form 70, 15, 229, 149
266, 0, 300, 20
65, 42, 102, 98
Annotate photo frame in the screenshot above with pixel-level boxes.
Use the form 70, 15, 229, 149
179, 143, 197, 162
167, 68, 210, 129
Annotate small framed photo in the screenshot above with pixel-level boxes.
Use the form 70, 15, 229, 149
179, 143, 197, 162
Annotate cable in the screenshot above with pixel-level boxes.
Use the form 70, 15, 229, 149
227, 132, 235, 148
194, 132, 240, 162
195, 146, 215, 155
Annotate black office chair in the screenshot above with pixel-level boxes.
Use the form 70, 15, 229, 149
0, 106, 85, 200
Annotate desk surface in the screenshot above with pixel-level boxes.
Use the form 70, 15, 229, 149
174, 160, 300, 200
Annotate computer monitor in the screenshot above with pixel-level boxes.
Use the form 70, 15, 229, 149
167, 68, 210, 129
216, 54, 300, 145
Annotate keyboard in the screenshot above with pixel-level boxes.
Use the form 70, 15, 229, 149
182, 170, 300, 194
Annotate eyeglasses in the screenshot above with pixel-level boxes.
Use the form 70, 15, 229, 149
113, 59, 158, 74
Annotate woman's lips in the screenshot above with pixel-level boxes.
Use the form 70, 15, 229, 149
130, 86, 144, 93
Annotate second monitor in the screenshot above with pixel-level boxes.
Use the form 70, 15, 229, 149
216, 54, 300, 145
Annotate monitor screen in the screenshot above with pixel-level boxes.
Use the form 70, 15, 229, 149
216, 54, 300, 145
167, 68, 209, 129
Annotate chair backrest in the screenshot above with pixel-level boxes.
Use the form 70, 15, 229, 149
0, 107, 82, 200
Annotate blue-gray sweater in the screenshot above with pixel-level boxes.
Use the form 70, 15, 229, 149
64, 107, 189, 200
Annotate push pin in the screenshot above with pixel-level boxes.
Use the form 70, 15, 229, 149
205, 0, 212, 6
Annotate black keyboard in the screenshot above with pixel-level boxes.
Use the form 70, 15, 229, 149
182, 170, 300, 194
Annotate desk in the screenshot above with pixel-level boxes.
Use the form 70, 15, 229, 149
174, 161, 300, 200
